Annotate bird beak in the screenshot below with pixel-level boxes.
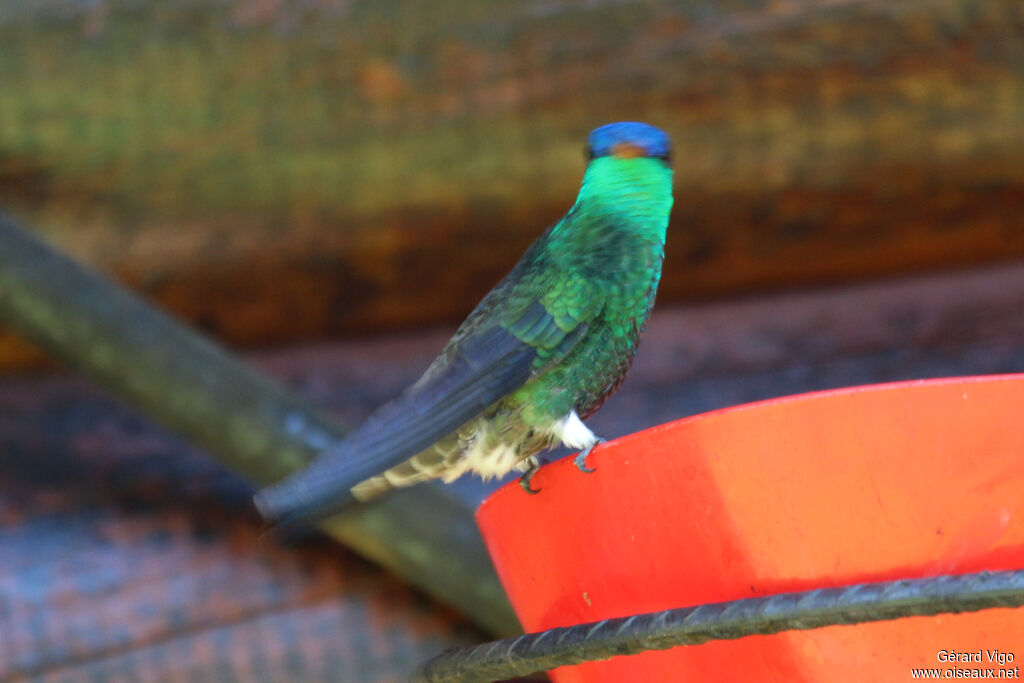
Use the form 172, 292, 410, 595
610, 142, 648, 159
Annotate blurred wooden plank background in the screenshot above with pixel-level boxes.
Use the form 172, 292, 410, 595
0, 0, 1022, 368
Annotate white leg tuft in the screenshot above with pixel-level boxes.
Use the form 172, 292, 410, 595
552, 411, 598, 450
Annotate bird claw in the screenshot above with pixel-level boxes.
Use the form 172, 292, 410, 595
520, 442, 604, 493
573, 438, 606, 474
519, 458, 545, 494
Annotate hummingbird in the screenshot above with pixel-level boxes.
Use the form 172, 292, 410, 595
255, 122, 674, 531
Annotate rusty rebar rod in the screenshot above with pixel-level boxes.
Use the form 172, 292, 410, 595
413, 569, 1024, 682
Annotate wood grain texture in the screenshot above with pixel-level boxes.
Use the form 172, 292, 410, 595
0, 0, 1022, 368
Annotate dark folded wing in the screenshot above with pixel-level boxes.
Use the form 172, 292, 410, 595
254, 299, 591, 529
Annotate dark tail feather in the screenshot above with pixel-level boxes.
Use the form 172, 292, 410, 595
254, 479, 359, 540
253, 321, 546, 537
252, 433, 394, 535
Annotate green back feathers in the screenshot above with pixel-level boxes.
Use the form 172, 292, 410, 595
551, 156, 673, 250
544, 155, 673, 333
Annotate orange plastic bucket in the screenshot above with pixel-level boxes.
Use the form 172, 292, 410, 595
476, 375, 1024, 681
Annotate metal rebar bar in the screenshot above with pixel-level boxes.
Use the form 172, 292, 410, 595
413, 568, 1024, 682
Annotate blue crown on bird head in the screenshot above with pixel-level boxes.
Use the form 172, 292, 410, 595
587, 122, 672, 162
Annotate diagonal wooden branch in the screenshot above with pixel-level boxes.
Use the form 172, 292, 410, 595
0, 211, 518, 636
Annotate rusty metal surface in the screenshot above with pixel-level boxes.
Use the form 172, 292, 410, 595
0, 375, 481, 681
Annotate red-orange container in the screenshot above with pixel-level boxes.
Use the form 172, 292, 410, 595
476, 375, 1024, 682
